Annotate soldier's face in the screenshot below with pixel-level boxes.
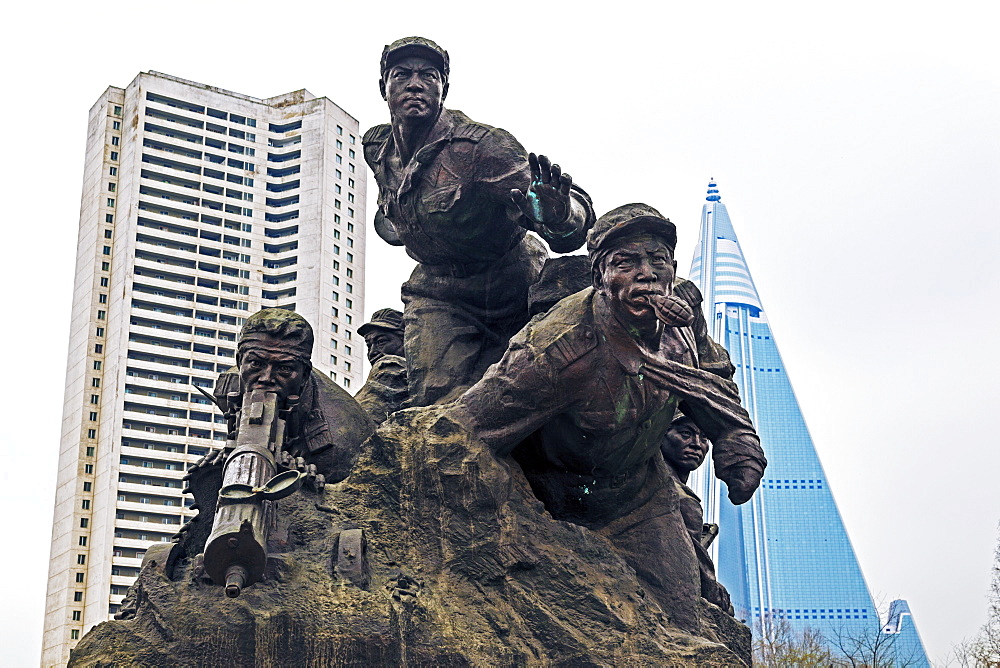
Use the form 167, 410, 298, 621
382, 56, 445, 124
238, 340, 309, 404
599, 235, 676, 325
662, 420, 709, 473
364, 330, 404, 364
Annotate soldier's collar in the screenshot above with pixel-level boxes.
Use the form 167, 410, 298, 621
413, 109, 456, 163
379, 108, 457, 166
593, 293, 695, 375
593, 294, 644, 375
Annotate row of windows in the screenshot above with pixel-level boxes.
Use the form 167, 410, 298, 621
330, 247, 356, 263
762, 482, 824, 490
116, 509, 182, 524
755, 612, 869, 620
141, 175, 253, 201
118, 473, 185, 489
143, 136, 256, 173
126, 349, 233, 373
137, 228, 315, 266
112, 530, 173, 544
122, 399, 226, 423
132, 280, 249, 312
145, 142, 358, 201
126, 367, 217, 386
131, 300, 245, 327
133, 266, 250, 294
137, 220, 253, 247
146, 93, 360, 145
734, 364, 782, 373
122, 438, 208, 457
145, 92, 258, 128
761, 478, 825, 490
136, 250, 251, 277
757, 606, 869, 613
117, 494, 187, 507
139, 193, 253, 219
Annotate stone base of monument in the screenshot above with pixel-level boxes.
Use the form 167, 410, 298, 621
70, 406, 750, 667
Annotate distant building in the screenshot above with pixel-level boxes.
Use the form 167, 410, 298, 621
42, 71, 367, 666
882, 599, 931, 667
688, 180, 929, 665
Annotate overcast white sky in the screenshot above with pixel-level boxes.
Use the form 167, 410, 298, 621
2, 1, 997, 665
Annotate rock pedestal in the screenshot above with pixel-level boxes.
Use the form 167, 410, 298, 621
70, 406, 750, 667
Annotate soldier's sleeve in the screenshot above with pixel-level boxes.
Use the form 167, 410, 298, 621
636, 353, 765, 504
362, 124, 404, 247
678, 381, 766, 505
354, 355, 408, 425
452, 320, 581, 456
473, 128, 595, 254
361, 124, 391, 161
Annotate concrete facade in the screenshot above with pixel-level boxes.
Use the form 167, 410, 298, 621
42, 72, 367, 666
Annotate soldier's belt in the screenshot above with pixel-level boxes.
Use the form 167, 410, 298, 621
527, 468, 635, 491
422, 258, 494, 278
420, 237, 524, 278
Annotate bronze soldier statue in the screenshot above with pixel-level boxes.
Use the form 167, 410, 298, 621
364, 36, 596, 406
210, 309, 373, 485
661, 412, 734, 614
452, 203, 766, 631
169, 310, 372, 577
355, 308, 408, 424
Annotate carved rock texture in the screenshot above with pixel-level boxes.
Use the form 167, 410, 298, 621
70, 406, 750, 667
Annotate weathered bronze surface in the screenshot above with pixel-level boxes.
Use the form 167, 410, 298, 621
112, 309, 374, 613
202, 388, 300, 598
365, 36, 596, 406
71, 41, 768, 668
453, 203, 766, 631
73, 405, 754, 666
355, 308, 408, 424
662, 412, 735, 614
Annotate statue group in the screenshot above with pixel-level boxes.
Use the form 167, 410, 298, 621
70, 37, 767, 667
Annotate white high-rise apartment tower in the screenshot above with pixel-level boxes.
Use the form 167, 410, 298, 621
42, 72, 367, 666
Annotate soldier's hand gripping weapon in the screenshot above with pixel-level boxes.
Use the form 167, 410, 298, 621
203, 388, 302, 597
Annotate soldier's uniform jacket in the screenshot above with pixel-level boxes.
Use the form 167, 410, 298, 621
455, 287, 765, 495
668, 467, 734, 612
363, 108, 595, 268
354, 354, 408, 425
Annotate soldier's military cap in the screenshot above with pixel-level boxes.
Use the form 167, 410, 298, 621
380, 36, 450, 81
358, 308, 405, 337
671, 411, 695, 426
586, 203, 677, 259
238, 308, 314, 365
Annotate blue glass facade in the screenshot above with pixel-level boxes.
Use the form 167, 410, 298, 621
882, 599, 931, 667
687, 181, 929, 663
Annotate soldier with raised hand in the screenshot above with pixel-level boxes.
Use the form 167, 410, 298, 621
364, 36, 596, 406
452, 203, 766, 630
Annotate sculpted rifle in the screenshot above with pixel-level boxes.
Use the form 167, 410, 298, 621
203, 388, 302, 597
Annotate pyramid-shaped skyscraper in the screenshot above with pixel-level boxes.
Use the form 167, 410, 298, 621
687, 181, 928, 664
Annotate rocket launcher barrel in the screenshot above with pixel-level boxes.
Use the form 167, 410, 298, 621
203, 389, 301, 596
